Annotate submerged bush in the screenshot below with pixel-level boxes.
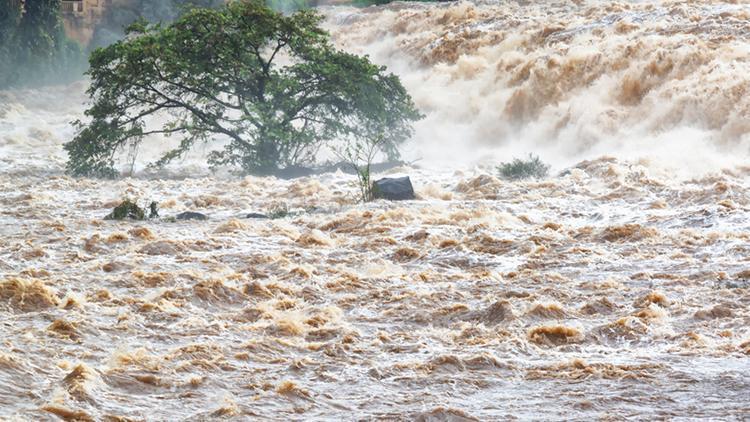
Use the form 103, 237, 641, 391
267, 203, 291, 220
104, 200, 146, 220
497, 154, 550, 181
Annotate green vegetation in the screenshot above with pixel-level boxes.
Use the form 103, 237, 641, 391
0, 0, 86, 89
267, 203, 291, 219
497, 154, 550, 181
334, 134, 388, 202
0, 0, 441, 89
65, 0, 422, 178
266, 203, 314, 219
104, 200, 147, 220
93, 0, 403, 47
104, 200, 160, 220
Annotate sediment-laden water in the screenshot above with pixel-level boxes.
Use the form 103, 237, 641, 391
1, 1, 750, 420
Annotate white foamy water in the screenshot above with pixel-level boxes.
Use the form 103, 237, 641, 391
1, 1, 750, 420
325, 0, 750, 176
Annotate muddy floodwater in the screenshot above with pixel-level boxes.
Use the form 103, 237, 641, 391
3, 145, 750, 420
3, 0, 750, 420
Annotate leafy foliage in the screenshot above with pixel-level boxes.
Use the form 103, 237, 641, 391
0, 0, 86, 89
497, 154, 550, 181
333, 134, 387, 202
65, 0, 422, 177
104, 200, 146, 220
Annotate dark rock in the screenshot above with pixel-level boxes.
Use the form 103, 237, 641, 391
372, 176, 415, 201
175, 211, 208, 221
245, 213, 269, 219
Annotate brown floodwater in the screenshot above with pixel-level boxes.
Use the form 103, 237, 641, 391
2, 0, 750, 420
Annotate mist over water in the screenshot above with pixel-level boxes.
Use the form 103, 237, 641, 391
1, 1, 750, 420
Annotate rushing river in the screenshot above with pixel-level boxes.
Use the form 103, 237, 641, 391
1, 1, 750, 420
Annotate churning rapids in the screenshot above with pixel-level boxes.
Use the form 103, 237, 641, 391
2, 0, 750, 420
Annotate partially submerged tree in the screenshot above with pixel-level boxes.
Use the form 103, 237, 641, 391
65, 0, 422, 177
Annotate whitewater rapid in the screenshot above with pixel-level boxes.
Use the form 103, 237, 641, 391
325, 0, 750, 176
1, 1, 750, 420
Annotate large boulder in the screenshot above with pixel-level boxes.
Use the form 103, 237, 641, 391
372, 176, 415, 201
175, 211, 208, 221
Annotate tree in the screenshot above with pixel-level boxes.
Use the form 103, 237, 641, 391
65, 0, 422, 177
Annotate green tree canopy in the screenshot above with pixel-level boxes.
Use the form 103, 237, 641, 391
65, 0, 422, 177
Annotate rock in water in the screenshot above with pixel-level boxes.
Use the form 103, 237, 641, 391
175, 211, 208, 221
105, 200, 146, 220
372, 177, 416, 201
245, 213, 269, 219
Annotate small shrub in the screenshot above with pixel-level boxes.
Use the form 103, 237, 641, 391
267, 203, 290, 219
105, 200, 146, 220
266, 203, 311, 219
333, 133, 389, 203
497, 154, 550, 181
